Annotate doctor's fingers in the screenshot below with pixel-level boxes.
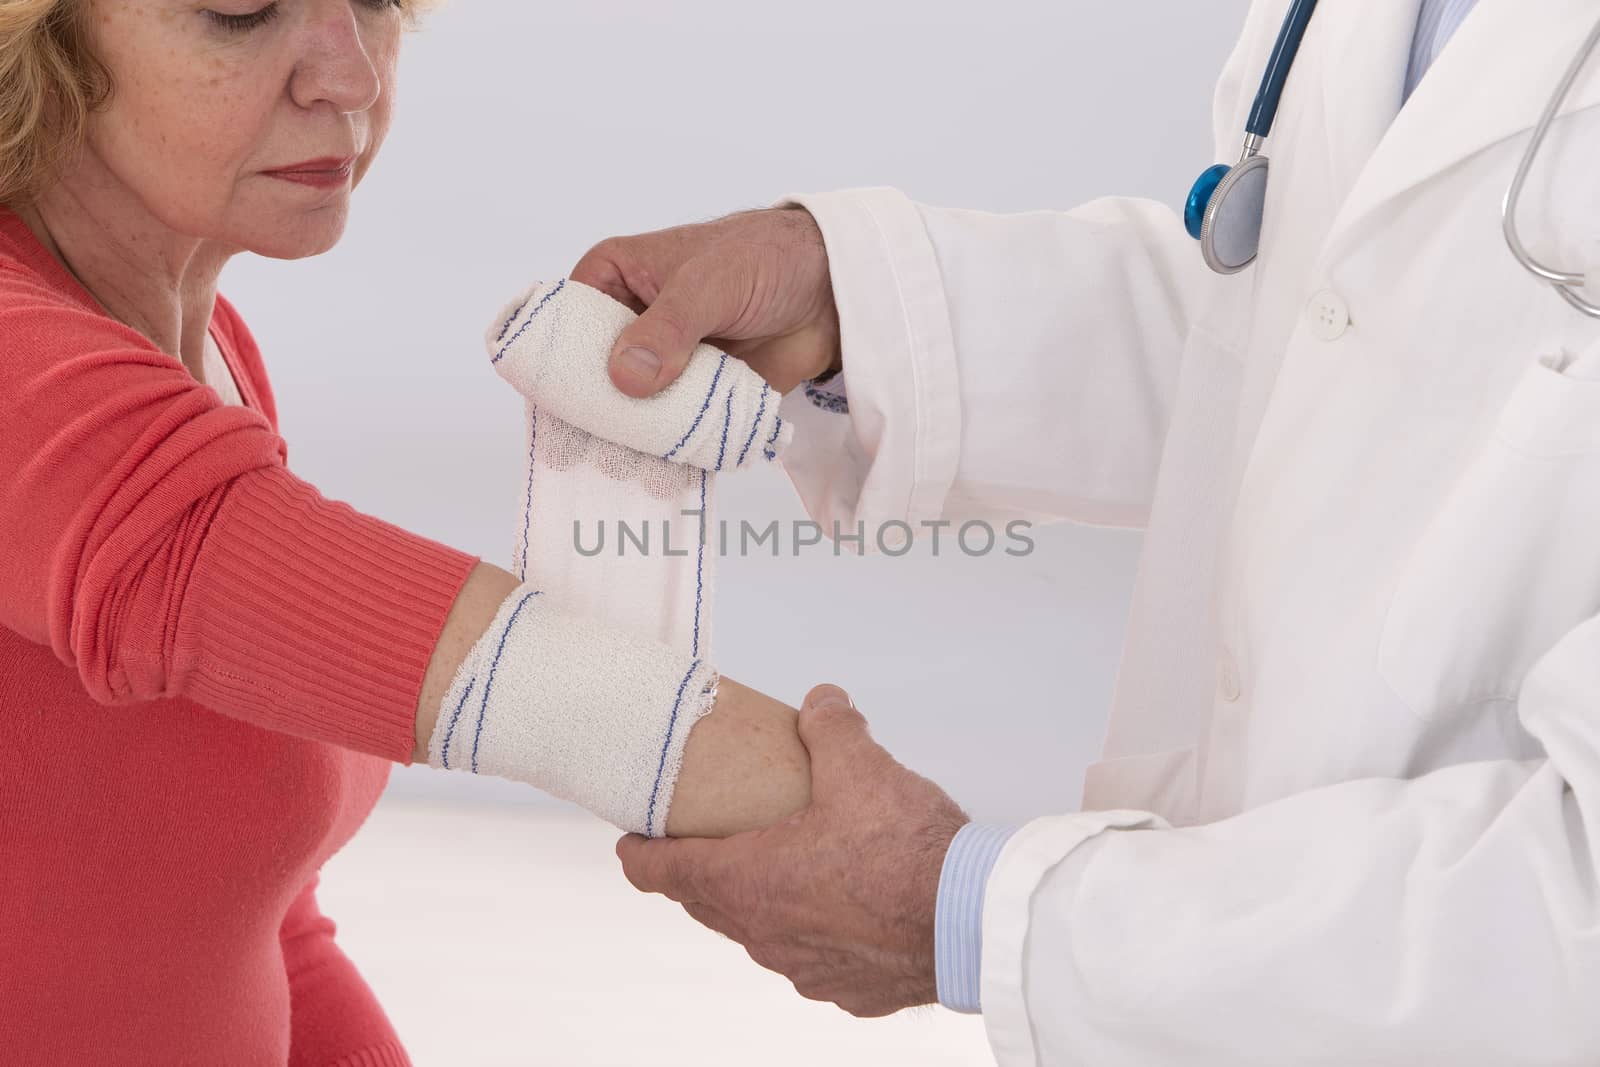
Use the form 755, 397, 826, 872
575, 210, 836, 398
615, 832, 741, 905
605, 250, 759, 397
681, 901, 747, 944
571, 221, 711, 312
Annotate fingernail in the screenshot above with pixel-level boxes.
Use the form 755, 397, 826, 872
805, 685, 850, 712
616, 346, 661, 384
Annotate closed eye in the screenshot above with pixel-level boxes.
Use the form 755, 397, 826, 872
205, 1, 404, 35
204, 3, 280, 33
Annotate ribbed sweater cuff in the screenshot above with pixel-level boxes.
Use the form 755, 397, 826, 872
327, 1039, 412, 1067
180, 464, 480, 762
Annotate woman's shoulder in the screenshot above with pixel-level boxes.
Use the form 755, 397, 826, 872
0, 208, 101, 311
0, 207, 280, 427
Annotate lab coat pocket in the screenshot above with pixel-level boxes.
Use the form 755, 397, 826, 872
1378, 350, 1600, 722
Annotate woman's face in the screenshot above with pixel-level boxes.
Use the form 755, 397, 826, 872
82, 0, 404, 259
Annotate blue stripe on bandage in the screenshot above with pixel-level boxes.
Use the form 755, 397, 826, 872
470, 589, 543, 773
714, 386, 734, 472
492, 279, 568, 364
440, 676, 478, 770
736, 383, 770, 468
493, 296, 532, 346
760, 415, 784, 462
691, 469, 707, 658
663, 353, 729, 461
519, 405, 539, 581
646, 659, 704, 837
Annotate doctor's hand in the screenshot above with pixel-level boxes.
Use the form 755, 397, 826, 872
616, 684, 969, 1018
571, 208, 842, 399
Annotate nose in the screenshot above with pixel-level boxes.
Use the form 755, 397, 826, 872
289, 3, 383, 115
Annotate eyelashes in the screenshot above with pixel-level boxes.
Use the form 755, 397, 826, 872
206, 3, 281, 32
205, 0, 403, 35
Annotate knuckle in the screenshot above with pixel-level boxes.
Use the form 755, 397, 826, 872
620, 861, 653, 894
572, 239, 624, 280
640, 302, 695, 348
744, 939, 785, 974
790, 974, 835, 1004
586, 235, 630, 265
662, 857, 700, 899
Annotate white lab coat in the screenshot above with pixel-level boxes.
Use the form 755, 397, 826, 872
775, 0, 1600, 1062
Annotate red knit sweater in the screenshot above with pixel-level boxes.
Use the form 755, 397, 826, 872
0, 207, 481, 1065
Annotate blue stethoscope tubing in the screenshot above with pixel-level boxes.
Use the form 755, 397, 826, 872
1185, 0, 1321, 273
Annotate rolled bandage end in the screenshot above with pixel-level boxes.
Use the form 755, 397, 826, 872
427, 584, 721, 837
487, 278, 793, 472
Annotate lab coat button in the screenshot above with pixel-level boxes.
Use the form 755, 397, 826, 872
1307, 289, 1350, 341
1217, 654, 1241, 702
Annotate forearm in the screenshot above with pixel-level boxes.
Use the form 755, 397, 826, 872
413, 562, 521, 762
665, 676, 810, 838
416, 565, 810, 837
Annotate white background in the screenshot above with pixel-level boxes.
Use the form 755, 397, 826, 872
220, 2, 1251, 1062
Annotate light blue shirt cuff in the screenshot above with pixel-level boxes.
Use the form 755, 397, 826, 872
934, 822, 1019, 1013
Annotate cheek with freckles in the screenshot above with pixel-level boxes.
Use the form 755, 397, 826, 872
84, 3, 287, 241
80, 1, 404, 259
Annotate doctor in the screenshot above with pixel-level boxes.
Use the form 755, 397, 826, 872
602, 0, 1600, 1061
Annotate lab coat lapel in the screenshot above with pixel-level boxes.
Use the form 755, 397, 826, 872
1307, 0, 1422, 202
1321, 0, 1600, 261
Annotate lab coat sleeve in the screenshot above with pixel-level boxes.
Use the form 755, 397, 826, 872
774, 187, 1206, 536
770, 5, 1274, 543
979, 613, 1600, 1066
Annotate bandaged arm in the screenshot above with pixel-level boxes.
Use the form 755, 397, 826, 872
0, 263, 806, 844
414, 562, 809, 839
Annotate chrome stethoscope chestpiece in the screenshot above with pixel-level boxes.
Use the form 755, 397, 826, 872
1188, 2, 1600, 304
1185, 0, 1320, 275
1201, 152, 1271, 274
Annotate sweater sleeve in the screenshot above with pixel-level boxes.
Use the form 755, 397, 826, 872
0, 267, 479, 761
280, 877, 413, 1067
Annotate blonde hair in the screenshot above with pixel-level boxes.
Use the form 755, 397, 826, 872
0, 0, 107, 205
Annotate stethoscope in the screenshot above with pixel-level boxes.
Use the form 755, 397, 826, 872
1183, 0, 1318, 275
1186, 0, 1600, 320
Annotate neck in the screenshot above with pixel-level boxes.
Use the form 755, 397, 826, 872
19, 156, 235, 376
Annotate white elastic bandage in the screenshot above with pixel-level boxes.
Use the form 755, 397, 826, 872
425, 279, 794, 836
489, 278, 793, 659
427, 584, 720, 838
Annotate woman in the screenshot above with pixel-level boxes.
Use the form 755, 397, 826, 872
0, 2, 816, 1063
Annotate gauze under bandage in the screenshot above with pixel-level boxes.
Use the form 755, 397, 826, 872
424, 279, 794, 836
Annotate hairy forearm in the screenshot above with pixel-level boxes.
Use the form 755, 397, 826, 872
414, 562, 810, 837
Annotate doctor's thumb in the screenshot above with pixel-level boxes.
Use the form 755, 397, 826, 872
608, 260, 735, 399
797, 685, 877, 792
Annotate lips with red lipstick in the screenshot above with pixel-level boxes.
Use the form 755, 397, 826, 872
263, 155, 357, 190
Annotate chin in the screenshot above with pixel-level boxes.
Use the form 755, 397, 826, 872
240, 203, 353, 260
